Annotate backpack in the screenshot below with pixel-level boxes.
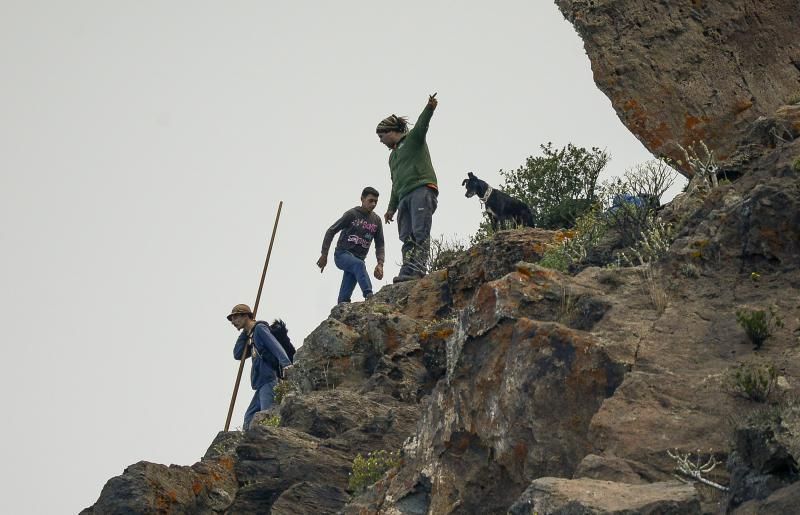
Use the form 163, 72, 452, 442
268, 319, 296, 364
253, 319, 296, 379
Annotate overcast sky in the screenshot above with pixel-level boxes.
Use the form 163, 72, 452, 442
0, 2, 685, 513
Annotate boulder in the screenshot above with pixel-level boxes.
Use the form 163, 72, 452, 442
79, 458, 237, 514
555, 0, 800, 174
508, 477, 701, 514
360, 266, 627, 514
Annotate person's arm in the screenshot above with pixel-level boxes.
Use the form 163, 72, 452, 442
408, 94, 437, 143
373, 218, 385, 279
319, 210, 354, 270
253, 324, 291, 368
233, 331, 250, 360
386, 167, 399, 220
375, 218, 385, 264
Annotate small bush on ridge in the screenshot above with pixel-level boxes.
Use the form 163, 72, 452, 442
259, 414, 281, 428
499, 142, 608, 229
348, 450, 401, 493
273, 380, 298, 405
726, 359, 778, 402
736, 305, 784, 349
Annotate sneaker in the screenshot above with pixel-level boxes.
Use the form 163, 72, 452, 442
364, 292, 374, 300
392, 274, 417, 283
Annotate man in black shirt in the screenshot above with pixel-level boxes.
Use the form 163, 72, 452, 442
317, 187, 385, 303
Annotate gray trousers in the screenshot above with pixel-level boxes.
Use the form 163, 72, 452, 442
397, 185, 438, 276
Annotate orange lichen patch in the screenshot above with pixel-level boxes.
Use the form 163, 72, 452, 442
684, 114, 711, 142
531, 268, 557, 282
531, 241, 551, 255
516, 265, 533, 278
685, 114, 705, 130
155, 489, 179, 511
191, 480, 203, 496
434, 328, 454, 339
622, 99, 673, 149
553, 230, 576, 244
384, 329, 401, 353
155, 496, 171, 512
218, 455, 235, 471
733, 99, 754, 115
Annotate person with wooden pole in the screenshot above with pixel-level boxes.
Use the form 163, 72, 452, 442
227, 304, 292, 430
223, 201, 286, 432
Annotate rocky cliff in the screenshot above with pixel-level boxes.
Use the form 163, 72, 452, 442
83, 2, 800, 514
555, 0, 800, 175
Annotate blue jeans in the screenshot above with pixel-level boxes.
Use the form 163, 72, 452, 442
244, 378, 277, 430
334, 249, 372, 303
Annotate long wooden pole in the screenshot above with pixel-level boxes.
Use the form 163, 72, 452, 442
224, 201, 283, 431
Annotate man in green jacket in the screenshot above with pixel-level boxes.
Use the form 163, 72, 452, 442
376, 93, 439, 283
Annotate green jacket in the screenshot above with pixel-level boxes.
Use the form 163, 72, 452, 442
387, 104, 438, 212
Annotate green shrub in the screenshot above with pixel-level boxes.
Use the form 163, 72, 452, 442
726, 359, 777, 402
736, 305, 784, 349
273, 380, 298, 405
680, 263, 700, 278
539, 246, 570, 272
539, 206, 606, 272
499, 142, 608, 229
348, 450, 401, 493
617, 217, 675, 267
428, 235, 468, 271
259, 414, 281, 427
793, 158, 800, 173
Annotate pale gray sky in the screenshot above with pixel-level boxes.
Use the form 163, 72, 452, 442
0, 2, 681, 513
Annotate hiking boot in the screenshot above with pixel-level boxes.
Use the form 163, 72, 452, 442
364, 292, 374, 300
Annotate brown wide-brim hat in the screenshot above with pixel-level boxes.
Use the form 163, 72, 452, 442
226, 303, 253, 321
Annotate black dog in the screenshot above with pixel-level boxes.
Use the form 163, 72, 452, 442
462, 172, 535, 230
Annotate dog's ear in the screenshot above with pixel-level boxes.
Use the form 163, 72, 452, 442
468, 172, 475, 178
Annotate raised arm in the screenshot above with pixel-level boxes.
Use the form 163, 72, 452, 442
408, 93, 437, 143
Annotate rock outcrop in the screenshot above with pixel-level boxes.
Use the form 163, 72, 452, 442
555, 0, 800, 174
508, 478, 701, 514
83, 3, 800, 513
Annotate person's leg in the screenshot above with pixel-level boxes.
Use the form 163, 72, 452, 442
396, 195, 415, 279
407, 186, 438, 276
256, 379, 278, 412
335, 250, 372, 298
243, 390, 260, 430
334, 250, 358, 303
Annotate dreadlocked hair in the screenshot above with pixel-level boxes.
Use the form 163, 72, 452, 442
376, 114, 410, 133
